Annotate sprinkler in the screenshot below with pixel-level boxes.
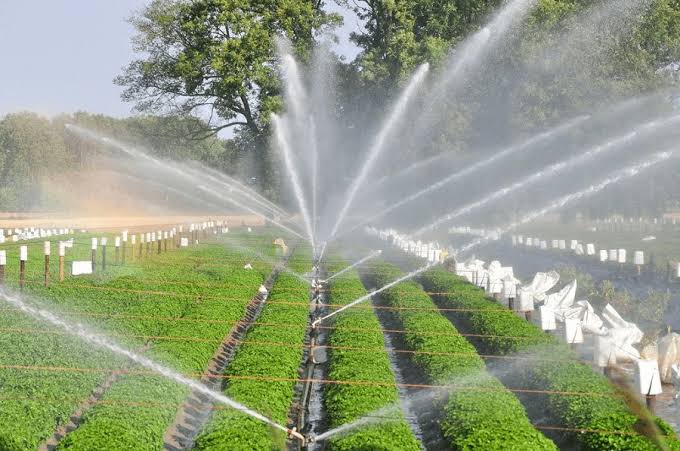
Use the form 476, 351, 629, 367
286, 426, 307, 443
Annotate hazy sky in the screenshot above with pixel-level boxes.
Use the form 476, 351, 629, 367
0, 1, 361, 119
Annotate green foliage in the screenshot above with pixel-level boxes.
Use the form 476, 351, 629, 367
363, 261, 557, 450
0, 113, 71, 209
0, 232, 277, 449
194, 246, 312, 450
324, 258, 420, 450
419, 267, 555, 354
0, 111, 243, 210
418, 266, 680, 450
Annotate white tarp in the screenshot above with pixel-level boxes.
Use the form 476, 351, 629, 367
600, 304, 643, 362
635, 359, 663, 396
563, 300, 605, 335
487, 261, 514, 295
658, 333, 680, 383
543, 280, 577, 321
518, 271, 559, 312
502, 274, 520, 300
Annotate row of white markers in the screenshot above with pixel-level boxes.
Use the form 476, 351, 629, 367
0, 228, 75, 244
372, 226, 669, 397
0, 220, 238, 274
365, 227, 449, 263
509, 234, 671, 269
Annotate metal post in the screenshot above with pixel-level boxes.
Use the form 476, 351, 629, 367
0, 250, 6, 287
44, 241, 51, 288
19, 245, 27, 291
91, 238, 98, 272
101, 238, 108, 272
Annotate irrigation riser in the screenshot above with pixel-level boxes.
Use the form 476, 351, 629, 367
162, 248, 296, 451
286, 269, 328, 451
38, 342, 153, 451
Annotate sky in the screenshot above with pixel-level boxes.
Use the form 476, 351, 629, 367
0, 0, 362, 119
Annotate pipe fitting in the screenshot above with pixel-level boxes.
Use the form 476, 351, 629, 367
287, 426, 305, 442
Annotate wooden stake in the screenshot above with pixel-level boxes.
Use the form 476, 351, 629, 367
0, 250, 5, 287
646, 395, 657, 413
19, 246, 27, 291
20, 261, 25, 291
102, 245, 107, 271
91, 238, 97, 272
58, 242, 65, 282
157, 238, 162, 255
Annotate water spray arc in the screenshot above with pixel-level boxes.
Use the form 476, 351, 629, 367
65, 124, 307, 241
192, 163, 289, 217
326, 63, 430, 241
272, 114, 316, 251
409, 113, 680, 238
311, 262, 437, 329
66, 124, 284, 218
456, 149, 677, 255
0, 290, 305, 442
313, 147, 677, 334
435, 0, 536, 90
325, 250, 382, 282
335, 114, 591, 240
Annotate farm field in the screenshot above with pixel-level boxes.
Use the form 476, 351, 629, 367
1, 229, 680, 449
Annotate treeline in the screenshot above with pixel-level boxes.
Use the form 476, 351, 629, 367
0, 112, 239, 210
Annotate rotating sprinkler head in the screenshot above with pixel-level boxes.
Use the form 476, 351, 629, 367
287, 426, 306, 443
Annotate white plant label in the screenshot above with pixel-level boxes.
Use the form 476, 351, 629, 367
180, 237, 189, 247
72, 261, 93, 276
20, 246, 28, 261
0, 250, 6, 266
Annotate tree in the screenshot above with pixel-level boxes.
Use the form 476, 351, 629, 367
116, 0, 337, 190
343, 0, 501, 89
0, 113, 71, 209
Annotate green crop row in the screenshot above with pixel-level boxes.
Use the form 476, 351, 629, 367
323, 258, 421, 450
58, 235, 277, 449
418, 267, 555, 354
194, 245, 313, 450
362, 262, 556, 450
0, 232, 278, 449
419, 267, 680, 450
